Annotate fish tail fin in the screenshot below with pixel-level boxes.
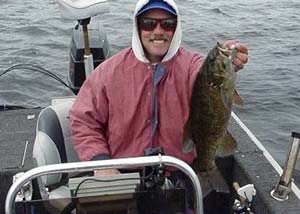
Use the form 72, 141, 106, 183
197, 167, 230, 197
216, 130, 237, 157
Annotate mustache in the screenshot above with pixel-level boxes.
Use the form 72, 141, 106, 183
150, 34, 168, 41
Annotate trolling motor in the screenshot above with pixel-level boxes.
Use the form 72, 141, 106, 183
57, 0, 110, 94
271, 132, 300, 201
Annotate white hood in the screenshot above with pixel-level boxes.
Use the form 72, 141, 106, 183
132, 0, 182, 63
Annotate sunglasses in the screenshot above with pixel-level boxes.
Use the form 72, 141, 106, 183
138, 18, 177, 31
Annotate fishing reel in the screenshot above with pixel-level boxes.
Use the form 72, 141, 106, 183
141, 147, 166, 190
232, 182, 256, 214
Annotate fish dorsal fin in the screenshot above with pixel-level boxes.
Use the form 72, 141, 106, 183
216, 130, 237, 157
233, 89, 243, 107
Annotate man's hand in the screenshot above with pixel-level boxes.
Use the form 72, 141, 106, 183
94, 168, 120, 177
223, 40, 249, 72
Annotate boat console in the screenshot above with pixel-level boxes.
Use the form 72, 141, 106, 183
7, 155, 202, 214
4, 97, 203, 214
15, 186, 186, 214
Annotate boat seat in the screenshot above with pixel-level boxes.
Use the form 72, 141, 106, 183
32, 97, 81, 211
57, 0, 110, 20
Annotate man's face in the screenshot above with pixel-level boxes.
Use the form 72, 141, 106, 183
138, 9, 176, 63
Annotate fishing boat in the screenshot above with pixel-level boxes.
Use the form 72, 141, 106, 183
1, 0, 300, 213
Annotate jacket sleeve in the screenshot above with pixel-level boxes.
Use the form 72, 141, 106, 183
69, 66, 111, 161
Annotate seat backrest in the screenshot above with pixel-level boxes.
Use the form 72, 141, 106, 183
32, 97, 80, 189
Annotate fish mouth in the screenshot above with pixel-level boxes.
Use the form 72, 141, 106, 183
218, 45, 232, 59
216, 42, 235, 60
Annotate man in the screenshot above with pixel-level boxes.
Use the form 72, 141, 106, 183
69, 0, 248, 176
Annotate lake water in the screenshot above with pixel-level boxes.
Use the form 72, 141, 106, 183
1, 0, 300, 168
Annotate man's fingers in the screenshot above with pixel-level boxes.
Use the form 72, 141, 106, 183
223, 40, 236, 49
236, 51, 248, 64
235, 43, 248, 54
223, 40, 248, 54
222, 40, 249, 72
233, 55, 247, 72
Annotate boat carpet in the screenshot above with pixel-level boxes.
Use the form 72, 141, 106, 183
0, 108, 41, 213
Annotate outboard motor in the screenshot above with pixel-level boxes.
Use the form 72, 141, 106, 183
69, 24, 109, 94
57, 0, 110, 94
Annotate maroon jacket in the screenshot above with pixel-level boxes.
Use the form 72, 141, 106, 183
69, 47, 203, 165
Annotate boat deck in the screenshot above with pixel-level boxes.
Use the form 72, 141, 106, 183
0, 108, 40, 213
228, 116, 300, 213
0, 108, 300, 213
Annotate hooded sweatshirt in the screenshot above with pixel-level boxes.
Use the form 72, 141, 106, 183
69, 0, 204, 165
